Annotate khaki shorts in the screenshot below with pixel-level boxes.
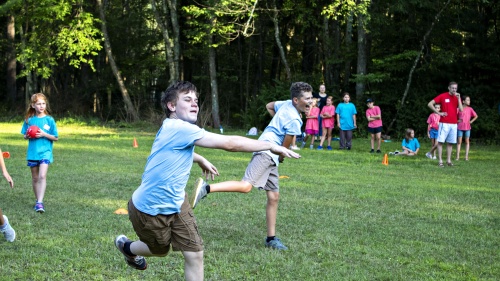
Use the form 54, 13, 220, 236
128, 195, 203, 255
243, 152, 279, 192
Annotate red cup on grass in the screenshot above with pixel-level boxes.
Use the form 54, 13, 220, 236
27, 125, 40, 138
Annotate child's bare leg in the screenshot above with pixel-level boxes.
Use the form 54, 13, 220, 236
210, 180, 252, 193
32, 164, 49, 202
464, 137, 470, 160
266, 190, 280, 237
0, 209, 4, 225
326, 128, 332, 147
376, 132, 381, 150
456, 136, 463, 160
319, 130, 327, 147
309, 134, 315, 146
370, 134, 375, 150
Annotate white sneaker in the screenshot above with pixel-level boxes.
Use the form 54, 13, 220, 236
432, 156, 437, 160
425, 152, 432, 159
1, 215, 16, 242
291, 145, 300, 150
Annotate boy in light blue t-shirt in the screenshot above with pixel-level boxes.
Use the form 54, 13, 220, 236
113, 81, 300, 280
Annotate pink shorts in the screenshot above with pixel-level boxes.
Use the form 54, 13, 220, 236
306, 129, 319, 135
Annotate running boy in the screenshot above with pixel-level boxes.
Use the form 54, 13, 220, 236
191, 82, 313, 251
113, 81, 300, 281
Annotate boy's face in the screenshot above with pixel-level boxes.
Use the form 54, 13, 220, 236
326, 98, 332, 105
367, 102, 374, 108
435, 104, 441, 112
294, 91, 313, 113
343, 95, 350, 103
168, 91, 199, 123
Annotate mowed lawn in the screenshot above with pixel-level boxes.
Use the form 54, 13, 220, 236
0, 122, 498, 281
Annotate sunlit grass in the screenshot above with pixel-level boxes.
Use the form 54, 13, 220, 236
0, 122, 498, 280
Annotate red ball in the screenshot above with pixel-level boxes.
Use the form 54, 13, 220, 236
27, 125, 40, 138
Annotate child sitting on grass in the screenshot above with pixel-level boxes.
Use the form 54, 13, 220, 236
399, 128, 420, 156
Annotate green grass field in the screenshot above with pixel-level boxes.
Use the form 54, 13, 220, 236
0, 122, 498, 280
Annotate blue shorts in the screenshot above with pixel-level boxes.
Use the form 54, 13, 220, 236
367, 126, 383, 134
429, 128, 438, 139
27, 159, 51, 167
457, 130, 471, 138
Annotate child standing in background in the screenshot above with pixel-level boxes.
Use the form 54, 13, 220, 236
425, 104, 441, 160
317, 96, 335, 150
21, 93, 59, 213
0, 148, 15, 242
365, 98, 382, 153
302, 98, 320, 149
400, 128, 420, 156
456, 96, 478, 161
336, 92, 357, 150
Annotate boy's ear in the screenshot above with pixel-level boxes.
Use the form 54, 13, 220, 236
167, 101, 176, 112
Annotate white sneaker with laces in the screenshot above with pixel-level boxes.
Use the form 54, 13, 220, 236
425, 152, 432, 159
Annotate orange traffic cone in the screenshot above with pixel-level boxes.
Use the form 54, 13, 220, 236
2, 151, 10, 159
133, 138, 139, 148
382, 153, 389, 165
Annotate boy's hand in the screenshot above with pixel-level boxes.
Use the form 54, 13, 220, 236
197, 158, 219, 181
3, 172, 13, 188
270, 145, 301, 159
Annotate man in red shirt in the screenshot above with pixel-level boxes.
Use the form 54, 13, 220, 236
427, 82, 463, 167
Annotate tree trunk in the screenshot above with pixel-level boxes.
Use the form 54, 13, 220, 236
151, 0, 176, 84
166, 0, 180, 81
272, 0, 291, 82
97, 0, 138, 122
385, 0, 452, 135
343, 11, 354, 91
356, 11, 367, 100
208, 31, 221, 128
7, 15, 16, 102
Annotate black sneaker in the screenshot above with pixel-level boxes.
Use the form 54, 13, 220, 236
370, 149, 374, 153
115, 235, 147, 270
376, 149, 381, 153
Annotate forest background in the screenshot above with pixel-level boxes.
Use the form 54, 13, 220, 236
0, 0, 499, 140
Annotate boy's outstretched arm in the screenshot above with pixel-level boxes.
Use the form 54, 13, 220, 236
194, 132, 300, 159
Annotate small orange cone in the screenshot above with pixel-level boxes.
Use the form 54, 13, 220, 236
133, 138, 138, 148
382, 153, 389, 165
2, 151, 10, 159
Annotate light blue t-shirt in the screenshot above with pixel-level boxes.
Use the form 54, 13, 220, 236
259, 100, 302, 166
132, 118, 206, 216
21, 116, 58, 163
335, 102, 357, 130
402, 138, 420, 152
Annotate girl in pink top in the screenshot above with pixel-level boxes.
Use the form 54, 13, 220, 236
425, 104, 441, 159
456, 96, 478, 161
317, 96, 335, 150
302, 99, 320, 149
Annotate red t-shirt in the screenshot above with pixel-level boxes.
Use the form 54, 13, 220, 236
433, 92, 459, 124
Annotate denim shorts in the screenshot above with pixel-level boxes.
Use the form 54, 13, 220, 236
457, 129, 471, 138
429, 128, 438, 139
27, 159, 51, 167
